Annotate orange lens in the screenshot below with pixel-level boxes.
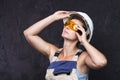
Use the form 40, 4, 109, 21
64, 21, 79, 31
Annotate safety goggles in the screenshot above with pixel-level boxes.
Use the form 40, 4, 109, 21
64, 20, 79, 32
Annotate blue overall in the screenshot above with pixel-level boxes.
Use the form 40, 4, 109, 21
45, 49, 88, 80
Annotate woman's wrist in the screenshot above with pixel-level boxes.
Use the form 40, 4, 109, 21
81, 39, 89, 46
48, 14, 57, 22
49, 14, 60, 21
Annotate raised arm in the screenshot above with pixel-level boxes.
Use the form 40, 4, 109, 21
23, 11, 70, 57
76, 25, 107, 69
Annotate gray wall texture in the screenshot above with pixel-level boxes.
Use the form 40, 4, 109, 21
0, 0, 120, 80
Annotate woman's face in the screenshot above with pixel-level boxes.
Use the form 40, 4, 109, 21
62, 19, 83, 41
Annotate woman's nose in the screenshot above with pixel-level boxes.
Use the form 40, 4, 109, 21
65, 26, 70, 30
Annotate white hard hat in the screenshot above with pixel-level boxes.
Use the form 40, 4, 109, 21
63, 11, 94, 42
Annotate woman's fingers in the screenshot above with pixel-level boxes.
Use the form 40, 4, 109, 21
76, 26, 87, 40
76, 26, 85, 34
53, 10, 71, 20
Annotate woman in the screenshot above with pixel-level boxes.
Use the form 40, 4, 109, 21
23, 11, 107, 80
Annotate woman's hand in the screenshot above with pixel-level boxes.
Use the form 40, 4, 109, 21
75, 26, 88, 44
52, 10, 70, 21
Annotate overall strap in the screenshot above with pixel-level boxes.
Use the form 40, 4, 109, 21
54, 48, 63, 57
49, 48, 63, 63
75, 49, 83, 56
73, 49, 83, 61
50, 48, 83, 62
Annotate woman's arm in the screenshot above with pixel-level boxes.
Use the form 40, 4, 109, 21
76, 25, 107, 69
83, 41, 107, 69
23, 11, 70, 57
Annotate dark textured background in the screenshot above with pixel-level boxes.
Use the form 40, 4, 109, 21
0, 0, 120, 80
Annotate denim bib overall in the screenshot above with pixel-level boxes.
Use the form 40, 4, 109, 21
45, 49, 88, 80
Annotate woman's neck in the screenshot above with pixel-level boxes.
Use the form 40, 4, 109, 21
62, 40, 78, 57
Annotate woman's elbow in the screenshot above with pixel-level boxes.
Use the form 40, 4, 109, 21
23, 30, 33, 38
96, 59, 107, 68
23, 30, 33, 41
23, 30, 29, 36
